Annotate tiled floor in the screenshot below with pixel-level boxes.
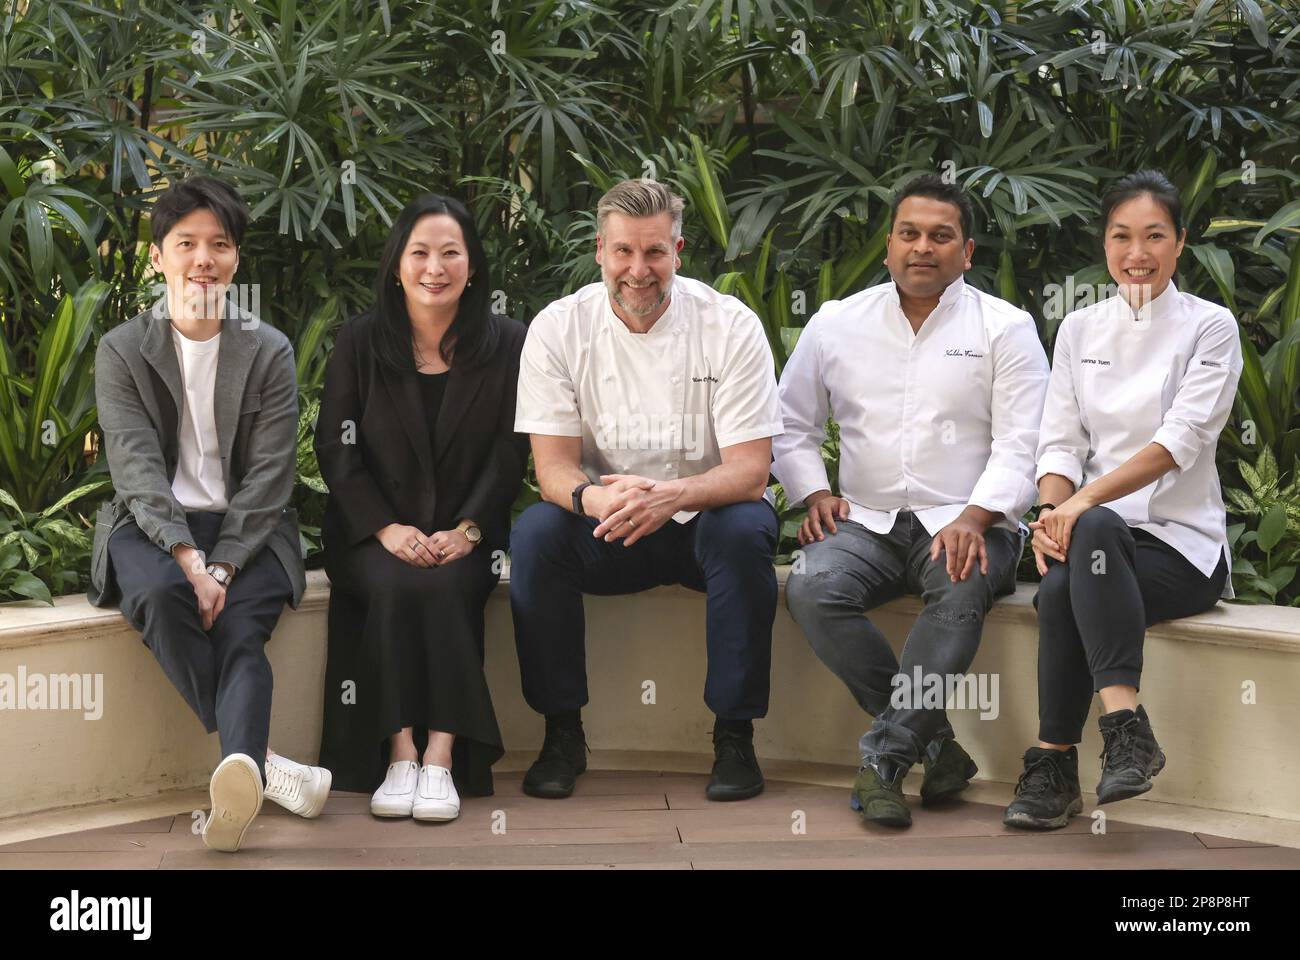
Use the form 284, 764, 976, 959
3, 770, 1296, 869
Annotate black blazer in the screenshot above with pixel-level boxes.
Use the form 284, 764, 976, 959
314, 312, 529, 552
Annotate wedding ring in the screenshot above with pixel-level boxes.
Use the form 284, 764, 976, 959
627, 518, 637, 528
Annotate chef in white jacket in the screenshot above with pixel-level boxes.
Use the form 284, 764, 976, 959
1004, 171, 1241, 832
776, 174, 1049, 828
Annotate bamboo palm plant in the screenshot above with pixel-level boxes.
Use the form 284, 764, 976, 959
1, 0, 1297, 602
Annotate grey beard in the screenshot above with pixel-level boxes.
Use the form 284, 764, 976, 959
609, 277, 671, 317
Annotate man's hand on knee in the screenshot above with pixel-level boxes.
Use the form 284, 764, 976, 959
930, 506, 999, 583
799, 491, 849, 545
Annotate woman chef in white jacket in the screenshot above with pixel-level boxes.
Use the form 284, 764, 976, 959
1003, 170, 1242, 830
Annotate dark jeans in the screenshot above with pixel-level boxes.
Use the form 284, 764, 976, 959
785, 512, 1022, 769
509, 500, 778, 720
109, 511, 293, 783
1035, 505, 1228, 745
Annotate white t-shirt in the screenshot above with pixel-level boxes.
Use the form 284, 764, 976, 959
515, 276, 783, 523
170, 325, 228, 512
772, 275, 1050, 535
1036, 282, 1242, 596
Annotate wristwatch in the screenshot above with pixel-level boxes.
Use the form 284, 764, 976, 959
206, 563, 234, 587
572, 480, 595, 517
456, 520, 483, 544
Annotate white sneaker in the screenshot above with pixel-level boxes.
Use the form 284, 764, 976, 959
412, 764, 460, 821
203, 753, 263, 852
264, 751, 332, 819
371, 760, 420, 818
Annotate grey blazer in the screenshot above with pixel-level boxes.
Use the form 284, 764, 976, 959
87, 299, 306, 609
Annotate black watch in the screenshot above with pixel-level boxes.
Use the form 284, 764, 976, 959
572, 480, 595, 517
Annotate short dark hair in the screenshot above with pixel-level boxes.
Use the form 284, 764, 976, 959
150, 175, 250, 248
1100, 169, 1184, 236
370, 192, 499, 372
891, 173, 975, 241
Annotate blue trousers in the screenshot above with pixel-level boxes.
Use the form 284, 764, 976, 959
508, 500, 778, 720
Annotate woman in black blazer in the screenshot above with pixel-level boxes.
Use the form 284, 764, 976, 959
314, 193, 528, 820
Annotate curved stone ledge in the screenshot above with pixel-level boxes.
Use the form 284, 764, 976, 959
6, 567, 1298, 653
2, 568, 1299, 825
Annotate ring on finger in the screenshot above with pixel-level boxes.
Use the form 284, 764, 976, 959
627, 517, 637, 528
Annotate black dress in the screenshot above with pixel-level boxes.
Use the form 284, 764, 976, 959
314, 315, 529, 798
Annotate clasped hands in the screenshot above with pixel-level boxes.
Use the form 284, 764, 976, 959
588, 474, 683, 547
377, 523, 476, 568
1027, 495, 1092, 575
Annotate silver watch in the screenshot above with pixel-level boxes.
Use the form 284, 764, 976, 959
206, 563, 233, 586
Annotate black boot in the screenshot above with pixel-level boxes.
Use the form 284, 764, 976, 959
920, 736, 979, 806
522, 712, 588, 799
1003, 746, 1083, 830
1096, 704, 1165, 804
706, 718, 764, 801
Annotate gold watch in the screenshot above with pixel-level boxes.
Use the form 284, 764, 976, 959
456, 520, 483, 544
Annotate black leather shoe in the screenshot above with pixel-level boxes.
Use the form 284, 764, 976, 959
920, 736, 979, 806
706, 719, 764, 801
522, 715, 588, 799
1096, 705, 1165, 804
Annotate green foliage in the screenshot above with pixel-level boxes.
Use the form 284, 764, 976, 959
0, 480, 110, 603
1225, 447, 1300, 604
2, 0, 1298, 604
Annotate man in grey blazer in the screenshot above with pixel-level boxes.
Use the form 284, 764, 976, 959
89, 175, 330, 851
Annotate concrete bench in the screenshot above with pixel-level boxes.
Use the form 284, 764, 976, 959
2, 568, 1298, 823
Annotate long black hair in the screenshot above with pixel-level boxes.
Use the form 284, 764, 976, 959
370, 192, 498, 372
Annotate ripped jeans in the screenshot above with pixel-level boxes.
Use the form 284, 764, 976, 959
785, 512, 1021, 770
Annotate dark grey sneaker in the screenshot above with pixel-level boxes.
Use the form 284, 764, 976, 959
851, 759, 912, 827
1096, 704, 1165, 804
920, 736, 979, 806
1003, 746, 1083, 830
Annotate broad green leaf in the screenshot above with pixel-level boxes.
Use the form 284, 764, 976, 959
8, 571, 51, 604
1258, 503, 1287, 553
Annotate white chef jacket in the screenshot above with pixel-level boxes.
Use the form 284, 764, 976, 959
170, 325, 229, 511
515, 275, 783, 523
1036, 282, 1242, 596
772, 275, 1049, 536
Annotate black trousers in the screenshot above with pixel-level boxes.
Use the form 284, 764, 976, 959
108, 511, 293, 781
317, 509, 504, 796
1035, 506, 1228, 745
